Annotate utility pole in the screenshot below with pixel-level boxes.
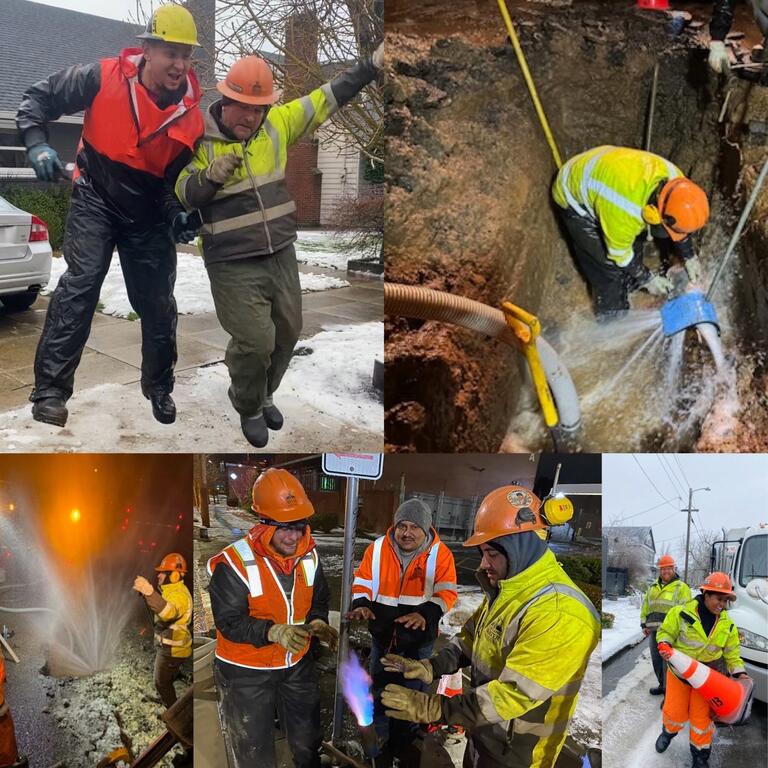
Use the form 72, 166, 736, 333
683, 489, 697, 585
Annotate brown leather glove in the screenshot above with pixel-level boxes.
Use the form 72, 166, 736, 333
381, 684, 442, 724
268, 623, 310, 655
308, 619, 339, 651
381, 654, 433, 684
206, 154, 242, 184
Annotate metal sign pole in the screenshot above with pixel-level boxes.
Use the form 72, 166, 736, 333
332, 475, 360, 744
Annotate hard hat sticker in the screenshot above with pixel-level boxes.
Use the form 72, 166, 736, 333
506, 490, 533, 508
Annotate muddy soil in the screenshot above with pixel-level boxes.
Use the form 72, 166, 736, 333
384, 1, 767, 452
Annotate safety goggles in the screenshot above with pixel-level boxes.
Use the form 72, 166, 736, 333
259, 517, 308, 533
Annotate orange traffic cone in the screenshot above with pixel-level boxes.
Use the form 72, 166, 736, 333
437, 670, 463, 698
659, 643, 754, 724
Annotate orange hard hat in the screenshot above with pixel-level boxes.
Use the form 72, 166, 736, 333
216, 56, 280, 106
657, 554, 676, 568
252, 468, 314, 523
658, 177, 709, 242
463, 485, 545, 547
700, 571, 736, 599
156, 552, 187, 575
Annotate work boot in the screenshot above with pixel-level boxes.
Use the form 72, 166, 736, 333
690, 746, 711, 767
263, 399, 284, 430
649, 685, 664, 695
148, 393, 176, 424
31, 397, 68, 427
655, 729, 676, 753
241, 413, 268, 448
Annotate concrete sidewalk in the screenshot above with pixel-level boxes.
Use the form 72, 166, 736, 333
0, 264, 382, 414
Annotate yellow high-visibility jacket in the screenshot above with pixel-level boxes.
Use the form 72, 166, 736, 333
641, 577, 692, 630
431, 549, 600, 768
175, 86, 338, 264
657, 596, 745, 675
552, 146, 682, 266
147, 580, 193, 659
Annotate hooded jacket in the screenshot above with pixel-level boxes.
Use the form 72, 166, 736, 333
146, 579, 193, 659
16, 48, 203, 226
640, 575, 692, 630
430, 542, 600, 768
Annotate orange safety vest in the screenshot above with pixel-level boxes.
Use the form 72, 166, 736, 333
80, 48, 203, 178
352, 528, 458, 613
207, 534, 319, 670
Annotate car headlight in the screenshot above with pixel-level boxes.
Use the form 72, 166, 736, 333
738, 628, 768, 652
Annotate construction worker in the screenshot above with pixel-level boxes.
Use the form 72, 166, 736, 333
654, 572, 749, 768
16, 5, 204, 428
708, 0, 767, 77
348, 498, 458, 766
132, 552, 193, 709
206, 469, 338, 768
175, 44, 384, 447
0, 656, 27, 768
380, 486, 600, 768
552, 146, 710, 318
640, 554, 692, 696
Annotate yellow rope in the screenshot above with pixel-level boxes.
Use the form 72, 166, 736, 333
496, 0, 563, 169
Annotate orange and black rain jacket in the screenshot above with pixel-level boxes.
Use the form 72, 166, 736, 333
16, 48, 203, 225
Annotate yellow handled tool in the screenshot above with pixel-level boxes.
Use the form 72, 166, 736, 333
501, 301, 560, 428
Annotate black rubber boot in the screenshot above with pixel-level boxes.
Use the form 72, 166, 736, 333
31, 397, 68, 427
263, 403, 284, 431
690, 746, 711, 767
655, 729, 676, 753
649, 685, 664, 695
241, 413, 268, 447
149, 393, 176, 424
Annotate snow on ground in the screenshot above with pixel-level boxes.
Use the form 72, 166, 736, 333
43, 248, 348, 318
603, 593, 645, 661
571, 643, 602, 748
295, 229, 376, 271
439, 586, 485, 638
0, 323, 383, 450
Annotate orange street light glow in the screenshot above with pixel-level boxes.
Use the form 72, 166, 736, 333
70, 508, 81, 523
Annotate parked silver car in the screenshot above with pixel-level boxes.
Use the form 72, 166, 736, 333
0, 194, 52, 311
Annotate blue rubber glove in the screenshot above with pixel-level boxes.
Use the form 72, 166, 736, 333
28, 143, 65, 181
172, 211, 200, 244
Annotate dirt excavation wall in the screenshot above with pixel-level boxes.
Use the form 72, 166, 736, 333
385, 2, 757, 452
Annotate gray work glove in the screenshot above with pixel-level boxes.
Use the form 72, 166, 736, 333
685, 255, 704, 284
206, 154, 243, 185
381, 654, 434, 684
372, 42, 384, 70
267, 623, 310, 654
708, 41, 730, 74
643, 273, 674, 296
28, 143, 65, 181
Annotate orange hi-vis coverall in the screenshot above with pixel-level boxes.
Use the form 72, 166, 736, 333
0, 656, 21, 768
657, 596, 745, 755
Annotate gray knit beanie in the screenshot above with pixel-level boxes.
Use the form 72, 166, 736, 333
393, 498, 433, 535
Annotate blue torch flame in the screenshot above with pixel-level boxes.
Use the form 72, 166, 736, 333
340, 650, 374, 727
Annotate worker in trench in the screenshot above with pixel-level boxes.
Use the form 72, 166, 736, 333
347, 499, 458, 767
174, 44, 383, 448
0, 656, 27, 768
640, 554, 692, 697
551, 146, 710, 319
206, 469, 338, 767
708, 0, 768, 81
380, 486, 600, 768
16, 4, 204, 429
654, 572, 749, 768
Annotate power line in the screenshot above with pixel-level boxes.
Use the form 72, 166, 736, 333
657, 455, 685, 498
633, 454, 675, 504
612, 496, 682, 524
674, 455, 692, 488
660, 454, 687, 497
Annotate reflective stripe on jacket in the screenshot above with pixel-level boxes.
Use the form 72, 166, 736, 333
207, 535, 318, 669
640, 577, 692, 629
352, 528, 458, 613
656, 597, 746, 675
552, 146, 682, 266
437, 549, 600, 767
153, 581, 193, 659
176, 85, 338, 263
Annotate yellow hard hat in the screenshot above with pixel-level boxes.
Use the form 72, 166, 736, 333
137, 4, 199, 47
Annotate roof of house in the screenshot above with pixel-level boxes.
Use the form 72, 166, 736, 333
603, 526, 657, 552
0, 0, 142, 115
